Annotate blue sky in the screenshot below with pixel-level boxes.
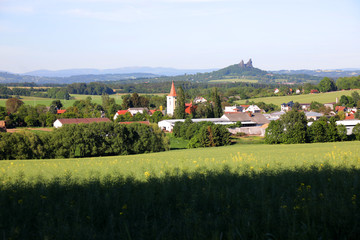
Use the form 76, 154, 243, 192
1, 0, 359, 73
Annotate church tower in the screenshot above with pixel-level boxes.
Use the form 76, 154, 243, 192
166, 81, 177, 116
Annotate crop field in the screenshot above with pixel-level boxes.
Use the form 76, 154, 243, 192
236, 89, 359, 105
1, 141, 360, 239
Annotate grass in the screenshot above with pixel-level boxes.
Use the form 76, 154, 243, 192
0, 94, 124, 108
1, 141, 360, 239
209, 78, 259, 83
236, 89, 359, 105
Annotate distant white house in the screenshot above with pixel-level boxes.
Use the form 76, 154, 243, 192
193, 97, 207, 104
274, 88, 280, 94
245, 105, 261, 113
113, 107, 149, 120
305, 111, 323, 120
224, 105, 245, 113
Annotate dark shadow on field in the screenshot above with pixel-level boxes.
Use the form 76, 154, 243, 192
1, 166, 360, 240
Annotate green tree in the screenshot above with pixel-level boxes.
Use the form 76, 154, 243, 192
6, 98, 24, 113
265, 120, 284, 144
353, 123, 360, 140
337, 124, 348, 141
280, 110, 308, 144
212, 87, 223, 118
318, 77, 336, 92
175, 86, 186, 119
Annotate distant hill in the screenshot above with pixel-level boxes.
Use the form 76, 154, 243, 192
272, 69, 360, 78
0, 72, 159, 84
23, 67, 217, 78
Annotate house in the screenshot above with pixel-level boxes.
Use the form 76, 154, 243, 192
299, 103, 311, 111
336, 120, 360, 135
263, 111, 286, 121
193, 97, 207, 104
274, 88, 280, 94
113, 110, 130, 120
224, 105, 245, 113
221, 112, 270, 126
53, 118, 111, 128
310, 89, 319, 94
119, 121, 150, 125
335, 106, 347, 113
245, 105, 262, 113
158, 118, 232, 132
281, 101, 294, 112
113, 107, 150, 120
57, 109, 66, 114
324, 102, 336, 110
128, 107, 149, 116
305, 111, 324, 121
295, 89, 301, 94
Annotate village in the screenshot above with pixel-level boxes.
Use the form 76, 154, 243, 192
28, 81, 358, 138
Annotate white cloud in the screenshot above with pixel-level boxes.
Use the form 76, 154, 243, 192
0, 5, 34, 14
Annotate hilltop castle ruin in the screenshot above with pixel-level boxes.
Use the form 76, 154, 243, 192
238, 59, 253, 68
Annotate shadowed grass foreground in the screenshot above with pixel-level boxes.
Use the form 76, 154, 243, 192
1, 166, 360, 240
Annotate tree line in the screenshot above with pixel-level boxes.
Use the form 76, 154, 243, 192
173, 119, 231, 148
0, 122, 169, 160
265, 110, 359, 144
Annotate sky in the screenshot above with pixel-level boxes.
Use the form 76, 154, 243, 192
0, 0, 360, 73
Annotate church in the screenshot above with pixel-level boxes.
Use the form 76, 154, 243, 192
166, 81, 177, 116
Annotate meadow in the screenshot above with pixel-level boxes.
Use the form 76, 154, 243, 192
0, 94, 124, 108
209, 78, 259, 83
1, 141, 360, 239
236, 89, 358, 105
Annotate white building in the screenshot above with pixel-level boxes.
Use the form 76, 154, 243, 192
336, 120, 360, 135
166, 81, 177, 116
194, 96, 207, 104
245, 105, 261, 113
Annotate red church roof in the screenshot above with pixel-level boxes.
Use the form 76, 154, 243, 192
168, 81, 177, 97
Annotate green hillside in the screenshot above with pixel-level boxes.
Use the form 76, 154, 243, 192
236, 89, 358, 106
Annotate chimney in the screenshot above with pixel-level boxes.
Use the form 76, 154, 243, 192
248, 111, 252, 117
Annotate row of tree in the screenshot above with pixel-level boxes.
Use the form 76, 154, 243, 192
173, 119, 231, 148
0, 122, 169, 160
265, 110, 357, 144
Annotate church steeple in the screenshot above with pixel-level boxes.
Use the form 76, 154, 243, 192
168, 81, 177, 97
166, 81, 177, 116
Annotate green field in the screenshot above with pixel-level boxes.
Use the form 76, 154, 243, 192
2, 141, 359, 182
0, 94, 124, 108
236, 89, 359, 105
209, 78, 259, 83
1, 141, 360, 239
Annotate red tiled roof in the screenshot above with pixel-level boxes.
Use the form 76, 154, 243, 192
240, 105, 250, 108
168, 81, 177, 97
310, 89, 319, 93
345, 114, 355, 120
119, 121, 150, 125
57, 118, 111, 125
335, 106, 346, 112
57, 109, 66, 114
116, 110, 129, 115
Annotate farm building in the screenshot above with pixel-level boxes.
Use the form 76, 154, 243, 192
336, 120, 360, 135
53, 118, 111, 128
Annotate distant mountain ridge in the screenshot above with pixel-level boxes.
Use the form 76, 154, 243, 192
23, 67, 218, 78
272, 69, 360, 78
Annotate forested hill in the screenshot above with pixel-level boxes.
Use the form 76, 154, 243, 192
147, 60, 321, 84
0, 72, 159, 84
1, 60, 323, 85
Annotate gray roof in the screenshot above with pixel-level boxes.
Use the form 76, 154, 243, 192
222, 113, 269, 124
